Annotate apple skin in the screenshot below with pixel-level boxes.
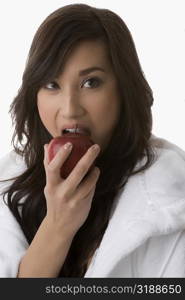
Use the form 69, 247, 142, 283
48, 135, 96, 179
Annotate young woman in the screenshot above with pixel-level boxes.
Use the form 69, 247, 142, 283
0, 4, 185, 278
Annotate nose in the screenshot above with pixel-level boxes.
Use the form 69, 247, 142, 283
59, 91, 85, 119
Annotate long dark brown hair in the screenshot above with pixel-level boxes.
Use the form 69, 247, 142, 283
0, 4, 155, 277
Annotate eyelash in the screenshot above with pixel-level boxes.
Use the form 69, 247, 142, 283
81, 77, 102, 88
43, 77, 102, 90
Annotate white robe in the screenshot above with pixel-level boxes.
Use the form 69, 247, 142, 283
0, 134, 185, 277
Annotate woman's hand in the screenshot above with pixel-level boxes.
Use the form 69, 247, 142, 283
43, 142, 101, 237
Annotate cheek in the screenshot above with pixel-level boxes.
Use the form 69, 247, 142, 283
37, 97, 47, 122
93, 90, 120, 129
90, 90, 120, 148
37, 94, 56, 131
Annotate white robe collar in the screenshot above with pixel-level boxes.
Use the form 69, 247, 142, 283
85, 135, 185, 277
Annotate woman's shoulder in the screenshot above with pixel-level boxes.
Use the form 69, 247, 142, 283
145, 134, 185, 197
0, 150, 28, 277
0, 149, 26, 181
112, 134, 185, 235
150, 134, 185, 163
139, 134, 185, 233
0, 149, 26, 198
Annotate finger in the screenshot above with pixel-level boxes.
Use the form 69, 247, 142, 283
44, 142, 73, 186
66, 144, 100, 191
75, 166, 100, 199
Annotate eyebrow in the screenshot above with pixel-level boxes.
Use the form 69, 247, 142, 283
79, 66, 106, 76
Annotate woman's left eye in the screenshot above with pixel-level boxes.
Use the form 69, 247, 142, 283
82, 77, 102, 88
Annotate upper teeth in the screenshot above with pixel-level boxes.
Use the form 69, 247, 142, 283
64, 128, 85, 133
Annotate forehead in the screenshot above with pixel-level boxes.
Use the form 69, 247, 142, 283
61, 40, 112, 73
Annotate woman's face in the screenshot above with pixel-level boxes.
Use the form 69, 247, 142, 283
37, 40, 121, 152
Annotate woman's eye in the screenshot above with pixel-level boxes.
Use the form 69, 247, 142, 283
82, 77, 102, 88
44, 81, 59, 90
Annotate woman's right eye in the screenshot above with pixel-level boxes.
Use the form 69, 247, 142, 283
43, 81, 59, 90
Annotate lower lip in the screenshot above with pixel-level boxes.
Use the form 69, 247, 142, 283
62, 130, 91, 136
63, 132, 90, 137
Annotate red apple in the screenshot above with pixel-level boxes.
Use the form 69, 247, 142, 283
48, 134, 96, 179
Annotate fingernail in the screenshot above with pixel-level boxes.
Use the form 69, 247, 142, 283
64, 142, 73, 150
91, 144, 100, 152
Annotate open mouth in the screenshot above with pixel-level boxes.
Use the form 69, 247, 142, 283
62, 128, 90, 136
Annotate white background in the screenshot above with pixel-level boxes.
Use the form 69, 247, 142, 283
0, 0, 185, 159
